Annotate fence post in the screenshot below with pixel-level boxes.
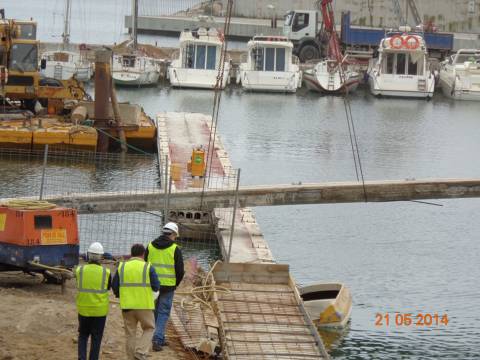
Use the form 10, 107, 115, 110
163, 155, 169, 224
39, 144, 49, 200
227, 168, 241, 263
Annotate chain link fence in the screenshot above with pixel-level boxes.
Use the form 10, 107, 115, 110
0, 147, 239, 267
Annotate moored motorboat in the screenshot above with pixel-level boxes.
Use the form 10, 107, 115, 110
299, 282, 352, 328
168, 27, 230, 89
439, 49, 480, 100
237, 35, 302, 93
368, 30, 434, 98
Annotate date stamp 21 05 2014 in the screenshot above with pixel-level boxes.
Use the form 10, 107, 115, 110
375, 313, 449, 327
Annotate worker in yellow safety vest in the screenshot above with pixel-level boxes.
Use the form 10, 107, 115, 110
145, 222, 184, 351
75, 242, 111, 360
112, 244, 160, 360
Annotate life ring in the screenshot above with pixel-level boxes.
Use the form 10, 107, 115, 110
389, 35, 405, 49
405, 35, 420, 50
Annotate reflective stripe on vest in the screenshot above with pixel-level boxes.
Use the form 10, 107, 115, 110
118, 259, 154, 310
75, 264, 110, 317
147, 242, 177, 286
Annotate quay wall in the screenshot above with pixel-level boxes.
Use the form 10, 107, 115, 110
219, 0, 480, 33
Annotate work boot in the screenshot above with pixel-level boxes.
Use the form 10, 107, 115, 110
152, 343, 163, 352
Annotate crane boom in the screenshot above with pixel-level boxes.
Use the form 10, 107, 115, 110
320, 0, 343, 63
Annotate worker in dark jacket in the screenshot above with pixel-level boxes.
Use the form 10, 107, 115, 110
76, 242, 111, 360
144, 222, 184, 351
112, 244, 160, 360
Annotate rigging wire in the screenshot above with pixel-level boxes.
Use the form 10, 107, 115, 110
199, 0, 234, 209
325, 0, 369, 202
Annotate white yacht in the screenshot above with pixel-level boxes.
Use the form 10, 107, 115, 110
168, 27, 230, 89
439, 49, 480, 100
303, 60, 360, 94
112, 52, 161, 86
236, 36, 302, 93
368, 31, 434, 98
40, 0, 93, 82
41, 50, 93, 82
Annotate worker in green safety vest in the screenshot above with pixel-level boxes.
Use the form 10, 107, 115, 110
112, 243, 160, 360
75, 242, 112, 360
144, 222, 184, 352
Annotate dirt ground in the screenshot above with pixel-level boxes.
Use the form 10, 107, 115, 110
0, 271, 196, 360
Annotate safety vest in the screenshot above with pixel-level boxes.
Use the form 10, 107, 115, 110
118, 258, 154, 310
75, 264, 110, 317
147, 243, 177, 287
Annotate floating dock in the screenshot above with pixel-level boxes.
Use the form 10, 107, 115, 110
156, 111, 328, 358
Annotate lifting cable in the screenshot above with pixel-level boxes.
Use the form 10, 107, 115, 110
330, 11, 368, 202
200, 0, 234, 209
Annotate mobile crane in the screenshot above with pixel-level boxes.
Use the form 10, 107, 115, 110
0, 10, 86, 110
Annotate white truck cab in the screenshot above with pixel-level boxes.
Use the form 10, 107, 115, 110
283, 10, 322, 62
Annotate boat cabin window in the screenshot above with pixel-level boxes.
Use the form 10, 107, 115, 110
53, 52, 70, 62
9, 43, 38, 72
382, 52, 423, 75
292, 13, 309, 32
122, 56, 135, 67
396, 53, 406, 74
34, 215, 52, 229
184, 44, 217, 70
252, 46, 287, 71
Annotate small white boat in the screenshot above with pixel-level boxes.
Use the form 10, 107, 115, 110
112, 53, 161, 86
40, 50, 93, 82
299, 282, 352, 329
368, 31, 434, 98
168, 27, 230, 89
236, 36, 302, 93
303, 60, 360, 94
439, 49, 480, 100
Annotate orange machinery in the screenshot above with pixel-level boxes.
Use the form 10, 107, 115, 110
187, 147, 206, 178
0, 203, 79, 271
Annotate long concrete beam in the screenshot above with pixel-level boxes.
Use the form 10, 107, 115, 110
19, 178, 480, 214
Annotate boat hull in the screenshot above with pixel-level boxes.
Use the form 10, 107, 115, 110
439, 74, 480, 101
368, 75, 434, 99
239, 70, 301, 93
299, 282, 352, 329
303, 70, 360, 94
168, 67, 230, 90
113, 70, 160, 86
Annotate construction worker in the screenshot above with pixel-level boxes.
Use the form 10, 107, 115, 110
112, 244, 160, 360
145, 222, 185, 351
75, 242, 111, 360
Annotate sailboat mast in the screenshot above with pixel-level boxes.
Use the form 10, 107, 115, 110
132, 0, 138, 49
63, 0, 72, 49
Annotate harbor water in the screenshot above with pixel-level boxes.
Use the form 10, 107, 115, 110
3, 1, 480, 358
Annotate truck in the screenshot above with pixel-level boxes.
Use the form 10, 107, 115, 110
283, 10, 454, 62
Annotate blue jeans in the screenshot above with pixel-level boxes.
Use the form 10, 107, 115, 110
78, 315, 106, 360
152, 290, 175, 345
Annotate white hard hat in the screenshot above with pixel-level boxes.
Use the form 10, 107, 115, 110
163, 222, 179, 236
88, 242, 104, 255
